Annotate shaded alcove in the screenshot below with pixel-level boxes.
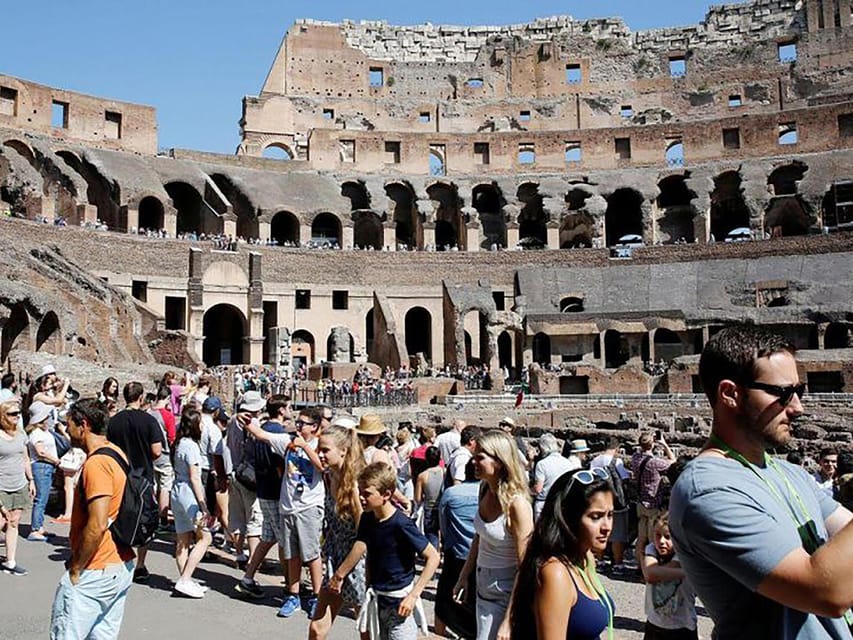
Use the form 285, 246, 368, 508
532, 332, 551, 365
656, 174, 697, 243
604, 188, 644, 247
559, 213, 594, 248
517, 183, 547, 249
271, 211, 300, 245
473, 183, 506, 249
202, 304, 246, 365
764, 197, 810, 237
405, 307, 432, 363
603, 330, 629, 368
210, 173, 258, 239
353, 212, 383, 249
386, 182, 419, 249
311, 212, 342, 246
137, 196, 165, 231
1, 303, 29, 363
427, 183, 464, 250
710, 171, 751, 241
35, 311, 61, 355
342, 181, 371, 211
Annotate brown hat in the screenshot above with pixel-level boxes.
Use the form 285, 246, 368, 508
356, 414, 387, 436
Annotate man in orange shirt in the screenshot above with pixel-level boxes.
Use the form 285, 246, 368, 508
50, 398, 135, 640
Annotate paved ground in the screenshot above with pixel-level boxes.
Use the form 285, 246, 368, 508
1, 514, 714, 639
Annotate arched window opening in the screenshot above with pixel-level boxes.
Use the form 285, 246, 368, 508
604, 188, 644, 247
768, 162, 807, 196
427, 183, 463, 251
353, 212, 383, 250
137, 196, 164, 231
473, 184, 506, 249
342, 181, 371, 211
560, 297, 585, 313
386, 182, 419, 249
271, 211, 300, 246
262, 144, 294, 161
710, 171, 751, 242
311, 212, 342, 247
292, 329, 316, 367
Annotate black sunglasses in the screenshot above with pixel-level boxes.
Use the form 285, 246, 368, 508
746, 381, 806, 406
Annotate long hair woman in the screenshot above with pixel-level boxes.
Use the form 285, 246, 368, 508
453, 430, 534, 640
414, 445, 444, 549
169, 406, 212, 598
0, 400, 34, 575
509, 468, 615, 640
309, 424, 368, 640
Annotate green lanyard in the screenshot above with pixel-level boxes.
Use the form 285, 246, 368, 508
709, 434, 853, 627
708, 434, 812, 527
575, 556, 614, 640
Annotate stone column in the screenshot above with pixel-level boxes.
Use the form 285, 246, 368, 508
163, 211, 177, 238
546, 221, 560, 250
422, 223, 436, 250
123, 206, 138, 233
466, 223, 480, 252
248, 252, 265, 365
187, 248, 206, 362
506, 223, 519, 249
77, 204, 97, 226
648, 329, 657, 363
258, 221, 271, 242
342, 225, 354, 250
383, 225, 397, 251
224, 218, 237, 239
599, 330, 607, 368
39, 197, 55, 225
300, 222, 312, 246
818, 322, 828, 350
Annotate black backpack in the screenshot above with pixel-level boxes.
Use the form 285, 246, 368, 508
94, 447, 159, 548
607, 457, 628, 511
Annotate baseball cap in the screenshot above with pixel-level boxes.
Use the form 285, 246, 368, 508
202, 396, 223, 412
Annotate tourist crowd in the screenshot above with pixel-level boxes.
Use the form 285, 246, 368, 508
3, 326, 853, 639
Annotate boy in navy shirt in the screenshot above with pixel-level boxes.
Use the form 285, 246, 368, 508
330, 462, 439, 640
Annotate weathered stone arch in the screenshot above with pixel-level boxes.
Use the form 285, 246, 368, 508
310, 212, 342, 246
35, 311, 62, 355
270, 210, 300, 245
262, 142, 295, 160
605, 188, 644, 246
1, 303, 30, 363
137, 195, 165, 231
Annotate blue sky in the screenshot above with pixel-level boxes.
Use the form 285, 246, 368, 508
4, 0, 725, 153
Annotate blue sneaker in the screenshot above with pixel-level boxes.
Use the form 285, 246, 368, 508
277, 594, 301, 618
304, 595, 318, 619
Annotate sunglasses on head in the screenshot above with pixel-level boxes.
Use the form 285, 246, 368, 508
571, 467, 609, 486
745, 381, 806, 406
5, 411, 20, 417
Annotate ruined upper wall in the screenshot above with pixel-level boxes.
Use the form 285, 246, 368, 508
0, 74, 157, 155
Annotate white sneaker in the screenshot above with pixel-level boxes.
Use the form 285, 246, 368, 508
175, 579, 205, 598
193, 580, 209, 593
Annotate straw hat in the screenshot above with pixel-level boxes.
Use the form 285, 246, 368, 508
498, 417, 516, 429
356, 414, 387, 436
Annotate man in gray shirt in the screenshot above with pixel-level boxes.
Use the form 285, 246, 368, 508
670, 325, 853, 639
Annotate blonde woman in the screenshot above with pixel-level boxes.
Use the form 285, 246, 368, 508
0, 400, 35, 575
26, 402, 60, 541
453, 430, 534, 640
309, 425, 367, 640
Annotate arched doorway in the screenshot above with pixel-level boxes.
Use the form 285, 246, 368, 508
656, 175, 697, 243
292, 329, 316, 367
405, 307, 432, 363
271, 211, 300, 246
605, 188, 644, 247
427, 183, 464, 250
262, 143, 294, 160
654, 328, 683, 362
710, 171, 751, 241
604, 330, 629, 368
1, 304, 29, 363
825, 323, 850, 349
386, 182, 420, 249
165, 182, 205, 236
463, 310, 488, 366
517, 183, 547, 249
138, 196, 164, 231
353, 212, 383, 250
532, 332, 551, 365
202, 304, 247, 365
365, 309, 375, 361
36, 312, 61, 355
498, 331, 513, 372
473, 184, 506, 249
311, 212, 342, 246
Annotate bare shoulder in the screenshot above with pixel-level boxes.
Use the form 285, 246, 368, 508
539, 559, 577, 603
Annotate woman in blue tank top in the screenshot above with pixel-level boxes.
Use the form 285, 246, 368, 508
509, 468, 615, 640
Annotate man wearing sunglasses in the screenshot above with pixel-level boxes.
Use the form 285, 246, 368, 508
670, 325, 853, 639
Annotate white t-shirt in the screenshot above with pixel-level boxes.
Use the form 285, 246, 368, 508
534, 453, 575, 502
435, 430, 461, 466
644, 543, 697, 631
28, 427, 57, 462
199, 414, 222, 471
267, 435, 325, 515
448, 446, 472, 484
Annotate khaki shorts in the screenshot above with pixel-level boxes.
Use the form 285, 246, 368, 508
0, 484, 31, 512
636, 503, 662, 545
154, 462, 174, 496
228, 478, 263, 538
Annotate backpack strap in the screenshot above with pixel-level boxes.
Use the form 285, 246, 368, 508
637, 454, 652, 482
93, 446, 130, 476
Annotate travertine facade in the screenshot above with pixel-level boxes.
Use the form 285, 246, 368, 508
1, 0, 852, 397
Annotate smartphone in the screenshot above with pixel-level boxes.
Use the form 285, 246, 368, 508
655, 429, 662, 440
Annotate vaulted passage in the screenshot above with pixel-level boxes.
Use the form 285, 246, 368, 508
473, 183, 506, 249
202, 304, 246, 365
427, 183, 464, 250
138, 196, 165, 231
210, 173, 258, 239
386, 182, 419, 249
311, 212, 342, 246
657, 174, 697, 243
292, 329, 316, 367
35, 311, 61, 355
517, 183, 547, 249
165, 181, 222, 236
271, 211, 300, 245
1, 303, 29, 363
710, 171, 751, 241
405, 306, 432, 363
57, 151, 122, 230
532, 332, 551, 365
353, 211, 383, 249
605, 188, 644, 247
342, 181, 371, 211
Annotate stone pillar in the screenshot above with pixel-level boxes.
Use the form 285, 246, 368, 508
648, 329, 657, 363
77, 204, 97, 226
163, 211, 177, 238
818, 322, 828, 350
546, 222, 560, 250
224, 218, 237, 239
823, 0, 836, 29
422, 223, 436, 250
123, 206, 139, 233
599, 330, 607, 368
300, 222, 312, 246
840, 0, 852, 27
342, 225, 354, 250
258, 221, 270, 242
248, 252, 264, 364
40, 197, 55, 224
506, 223, 519, 249
466, 223, 480, 252
187, 248, 206, 362
383, 225, 397, 251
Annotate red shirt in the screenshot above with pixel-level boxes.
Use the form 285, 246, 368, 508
158, 407, 177, 445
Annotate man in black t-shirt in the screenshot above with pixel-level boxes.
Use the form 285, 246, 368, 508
107, 381, 163, 582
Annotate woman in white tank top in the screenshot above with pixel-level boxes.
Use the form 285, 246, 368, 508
453, 430, 533, 640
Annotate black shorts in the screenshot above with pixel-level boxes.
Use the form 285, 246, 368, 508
201, 468, 217, 511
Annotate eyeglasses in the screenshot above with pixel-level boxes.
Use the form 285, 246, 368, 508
746, 381, 806, 407
295, 419, 315, 428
